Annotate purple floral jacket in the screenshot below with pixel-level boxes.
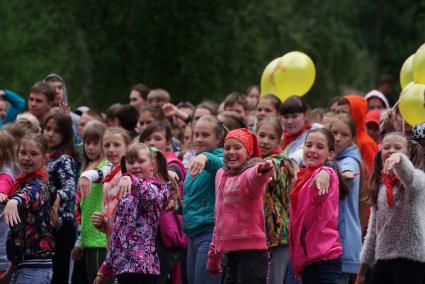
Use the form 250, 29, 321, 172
99, 175, 170, 277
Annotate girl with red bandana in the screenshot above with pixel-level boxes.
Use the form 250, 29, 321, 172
207, 128, 274, 284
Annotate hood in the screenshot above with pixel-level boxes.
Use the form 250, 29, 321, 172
364, 90, 390, 109
44, 73, 69, 104
343, 95, 367, 136
336, 145, 362, 164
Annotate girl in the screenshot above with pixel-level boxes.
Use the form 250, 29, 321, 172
289, 128, 348, 284
255, 94, 281, 123
207, 128, 274, 284
183, 115, 225, 284
280, 95, 321, 166
330, 114, 364, 283
0, 131, 19, 277
94, 143, 172, 284
138, 104, 167, 134
78, 127, 131, 238
42, 112, 80, 284
192, 102, 218, 122
1, 134, 54, 284
71, 121, 109, 283
139, 121, 187, 284
256, 118, 295, 284
357, 133, 425, 284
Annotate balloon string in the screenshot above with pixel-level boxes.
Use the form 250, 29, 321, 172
379, 96, 401, 129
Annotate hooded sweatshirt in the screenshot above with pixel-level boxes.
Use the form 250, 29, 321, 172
343, 95, 378, 175
336, 145, 363, 273
364, 90, 390, 109
43, 74, 80, 131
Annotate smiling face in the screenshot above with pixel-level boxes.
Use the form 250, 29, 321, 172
103, 133, 127, 166
381, 134, 409, 165
192, 120, 220, 153
143, 130, 169, 153
18, 140, 46, 174
126, 149, 155, 179
303, 132, 332, 168
42, 118, 63, 149
331, 120, 354, 153
224, 138, 249, 169
257, 124, 280, 157
282, 112, 306, 134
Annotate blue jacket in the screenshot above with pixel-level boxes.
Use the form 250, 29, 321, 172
336, 145, 363, 273
0, 89, 25, 128
183, 148, 223, 238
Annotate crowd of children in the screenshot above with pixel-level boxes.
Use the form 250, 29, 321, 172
0, 75, 424, 284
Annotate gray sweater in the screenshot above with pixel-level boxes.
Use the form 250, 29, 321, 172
360, 154, 425, 265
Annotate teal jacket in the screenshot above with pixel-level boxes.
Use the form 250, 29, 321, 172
183, 148, 223, 238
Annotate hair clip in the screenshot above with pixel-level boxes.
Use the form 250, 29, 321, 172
150, 147, 158, 153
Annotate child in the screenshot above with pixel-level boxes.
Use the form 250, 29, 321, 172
207, 128, 274, 283
139, 121, 188, 284
42, 112, 80, 284
94, 143, 172, 284
289, 128, 348, 284
147, 88, 171, 107
222, 92, 249, 122
334, 95, 378, 175
78, 127, 131, 238
0, 131, 18, 277
330, 114, 364, 283
72, 121, 109, 283
114, 105, 139, 139
183, 115, 225, 284
137, 104, 167, 134
256, 94, 281, 123
192, 101, 218, 122
256, 118, 295, 284
1, 134, 55, 283
357, 133, 425, 284
280, 95, 321, 166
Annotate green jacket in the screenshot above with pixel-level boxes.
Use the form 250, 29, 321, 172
183, 148, 223, 237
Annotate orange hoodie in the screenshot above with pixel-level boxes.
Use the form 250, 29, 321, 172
343, 95, 378, 175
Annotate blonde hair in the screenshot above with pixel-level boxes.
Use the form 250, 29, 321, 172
0, 130, 18, 171
103, 127, 132, 147
147, 89, 170, 102
15, 112, 41, 133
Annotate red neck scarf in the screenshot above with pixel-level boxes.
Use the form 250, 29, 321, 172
290, 166, 318, 211
383, 174, 398, 208
282, 124, 312, 149
10, 168, 48, 196
103, 165, 121, 183
269, 146, 283, 156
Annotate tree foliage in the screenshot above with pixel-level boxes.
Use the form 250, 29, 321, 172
0, 0, 424, 109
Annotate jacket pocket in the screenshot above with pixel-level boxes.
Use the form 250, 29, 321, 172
219, 211, 240, 239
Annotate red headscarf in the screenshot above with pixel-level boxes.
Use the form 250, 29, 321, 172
225, 128, 261, 157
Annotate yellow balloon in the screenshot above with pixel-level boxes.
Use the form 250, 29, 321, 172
413, 44, 425, 84
400, 54, 414, 89
399, 83, 425, 126
273, 51, 316, 101
260, 57, 280, 96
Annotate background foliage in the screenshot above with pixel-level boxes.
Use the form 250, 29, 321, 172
0, 0, 424, 110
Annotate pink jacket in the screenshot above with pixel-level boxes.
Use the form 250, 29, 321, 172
289, 166, 342, 276
207, 163, 271, 271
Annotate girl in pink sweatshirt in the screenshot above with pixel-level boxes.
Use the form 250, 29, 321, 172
289, 128, 349, 284
207, 128, 274, 284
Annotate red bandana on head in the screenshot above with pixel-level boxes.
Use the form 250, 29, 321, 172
225, 128, 261, 157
